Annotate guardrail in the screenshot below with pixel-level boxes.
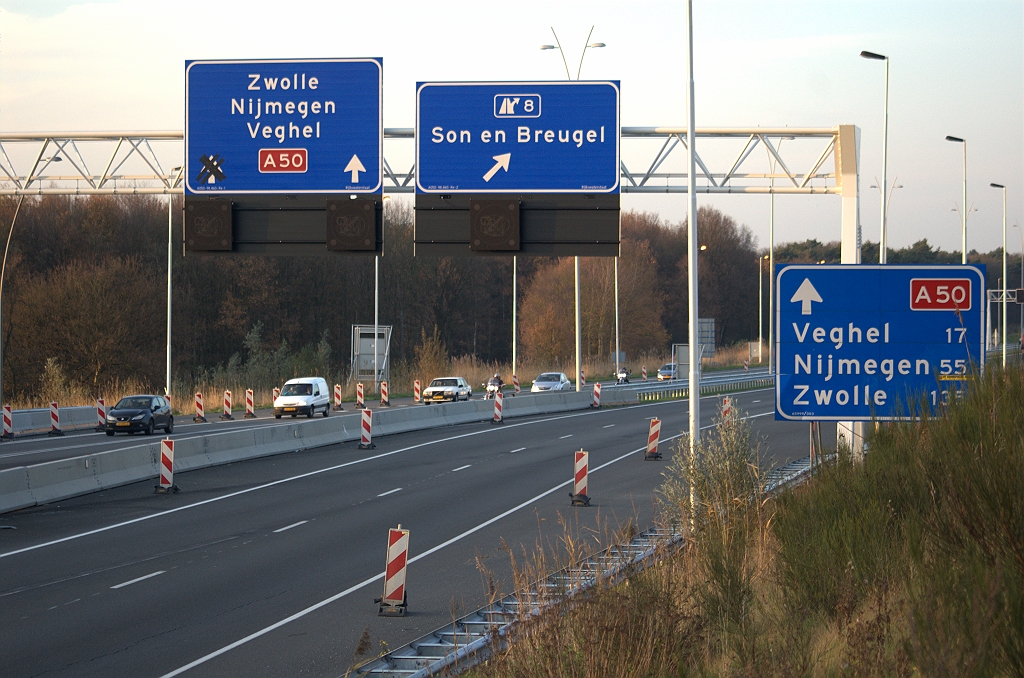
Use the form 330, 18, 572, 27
0, 372, 773, 515
352, 446, 812, 677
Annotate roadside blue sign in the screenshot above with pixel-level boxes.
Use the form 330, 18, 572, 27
775, 265, 986, 421
185, 59, 382, 195
416, 81, 619, 193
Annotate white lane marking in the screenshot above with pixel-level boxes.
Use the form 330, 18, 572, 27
559, 434, 573, 439
603, 424, 615, 428
272, 521, 307, 534
510, 447, 525, 454
753, 400, 762, 403
451, 465, 471, 472
376, 488, 402, 497
3, 391, 776, 560
110, 570, 165, 589
159, 411, 772, 677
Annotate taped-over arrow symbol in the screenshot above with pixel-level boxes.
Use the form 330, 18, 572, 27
483, 153, 511, 182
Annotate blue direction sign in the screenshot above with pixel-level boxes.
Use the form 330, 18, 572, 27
185, 59, 381, 195
416, 81, 619, 193
775, 265, 986, 421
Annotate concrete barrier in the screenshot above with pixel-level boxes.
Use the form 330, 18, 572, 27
10, 405, 98, 435
0, 379, 744, 515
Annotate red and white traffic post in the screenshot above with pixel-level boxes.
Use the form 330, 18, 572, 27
591, 382, 602, 408
220, 390, 233, 420
273, 387, 281, 402
512, 374, 520, 395
642, 366, 648, 381
377, 525, 410, 616
155, 438, 179, 493
2, 404, 12, 438
570, 450, 590, 506
194, 392, 207, 423
48, 401, 63, 437
244, 389, 256, 418
413, 379, 421, 403
380, 380, 390, 407
645, 418, 663, 460
95, 398, 106, 432
721, 395, 734, 423
491, 390, 504, 425
581, 370, 586, 388
743, 358, 749, 373
333, 383, 344, 411
356, 383, 365, 409
359, 408, 374, 449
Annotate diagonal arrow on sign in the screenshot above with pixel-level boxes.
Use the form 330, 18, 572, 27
790, 278, 823, 315
482, 153, 511, 182
344, 154, 366, 183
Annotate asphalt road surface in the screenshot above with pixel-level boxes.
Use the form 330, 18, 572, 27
0, 388, 828, 678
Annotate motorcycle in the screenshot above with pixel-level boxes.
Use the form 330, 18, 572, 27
483, 378, 503, 399
616, 367, 631, 385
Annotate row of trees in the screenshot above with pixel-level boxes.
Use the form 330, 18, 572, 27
0, 194, 1016, 402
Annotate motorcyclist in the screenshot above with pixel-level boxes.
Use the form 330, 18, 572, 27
488, 373, 504, 388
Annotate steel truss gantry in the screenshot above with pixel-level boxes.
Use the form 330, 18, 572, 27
0, 126, 850, 198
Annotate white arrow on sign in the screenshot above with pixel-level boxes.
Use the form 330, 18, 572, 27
344, 154, 366, 183
790, 278, 823, 315
482, 153, 511, 182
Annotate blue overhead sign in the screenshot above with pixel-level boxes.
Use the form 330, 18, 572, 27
185, 58, 382, 195
416, 81, 619, 193
775, 265, 985, 421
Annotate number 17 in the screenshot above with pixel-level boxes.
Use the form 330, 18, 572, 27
946, 327, 967, 343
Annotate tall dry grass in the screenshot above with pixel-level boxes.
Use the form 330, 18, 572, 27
467, 366, 1024, 676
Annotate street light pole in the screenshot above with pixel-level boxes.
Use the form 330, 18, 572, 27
758, 255, 767, 363
0, 196, 26, 418
992, 183, 1007, 366
685, 0, 701, 498
946, 136, 967, 264
860, 51, 889, 263
542, 27, 605, 393
166, 167, 182, 399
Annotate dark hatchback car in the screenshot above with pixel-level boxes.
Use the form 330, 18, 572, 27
105, 395, 173, 436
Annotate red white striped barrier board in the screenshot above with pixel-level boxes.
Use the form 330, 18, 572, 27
581, 371, 586, 387
512, 374, 520, 394
378, 525, 410, 616
491, 390, 504, 424
743, 358, 749, 372
333, 384, 343, 410
642, 366, 648, 381
645, 418, 662, 460
2, 404, 12, 437
356, 383, 364, 409
273, 387, 280, 402
220, 390, 234, 420
48, 401, 64, 437
722, 395, 734, 423
413, 379, 421, 403
156, 438, 178, 493
359, 408, 374, 449
244, 389, 256, 418
592, 382, 602, 408
194, 392, 207, 423
380, 381, 390, 406
95, 398, 106, 431
571, 450, 590, 506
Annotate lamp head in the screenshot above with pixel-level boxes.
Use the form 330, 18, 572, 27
991, 183, 1005, 189
860, 50, 887, 60
945, 135, 964, 143
588, 42, 606, 48
540, 45, 556, 50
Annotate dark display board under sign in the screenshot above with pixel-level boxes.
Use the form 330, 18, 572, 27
185, 58, 382, 194
775, 265, 985, 421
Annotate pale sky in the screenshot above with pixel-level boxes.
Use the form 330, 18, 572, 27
0, 0, 1021, 254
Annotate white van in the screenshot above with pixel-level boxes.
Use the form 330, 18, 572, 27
274, 377, 331, 418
